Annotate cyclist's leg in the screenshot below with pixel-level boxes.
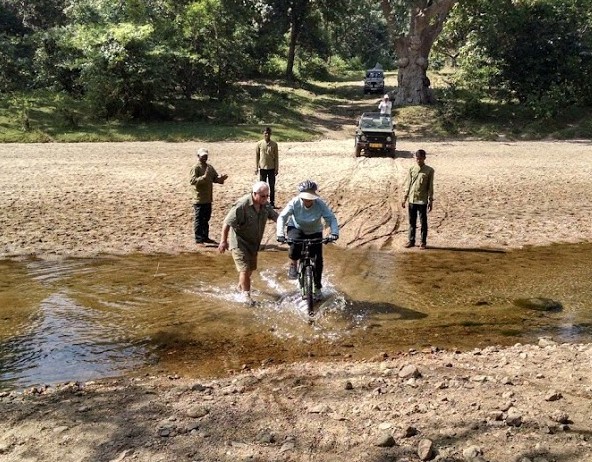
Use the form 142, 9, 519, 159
287, 226, 304, 262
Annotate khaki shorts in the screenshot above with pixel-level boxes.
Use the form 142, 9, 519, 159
231, 248, 258, 272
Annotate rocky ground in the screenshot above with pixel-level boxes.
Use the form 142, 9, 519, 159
1, 340, 591, 462
1, 139, 592, 461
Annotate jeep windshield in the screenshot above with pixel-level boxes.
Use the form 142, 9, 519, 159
366, 71, 383, 79
359, 113, 393, 131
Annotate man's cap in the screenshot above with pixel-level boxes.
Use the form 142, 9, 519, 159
299, 190, 319, 200
197, 148, 209, 157
383, 94, 389, 99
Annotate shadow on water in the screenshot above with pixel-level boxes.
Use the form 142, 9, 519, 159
1, 242, 592, 390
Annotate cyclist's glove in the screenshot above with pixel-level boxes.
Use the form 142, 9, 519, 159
329, 234, 339, 242
277, 235, 286, 243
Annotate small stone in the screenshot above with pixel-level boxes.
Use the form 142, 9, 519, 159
279, 441, 295, 453
187, 405, 210, 418
375, 433, 396, 447
344, 381, 353, 390
417, 438, 434, 460
257, 430, 275, 444
545, 390, 562, 402
402, 426, 418, 438
463, 445, 483, 459
309, 404, 330, 414
505, 407, 523, 427
488, 411, 503, 421
399, 364, 421, 379
550, 410, 570, 424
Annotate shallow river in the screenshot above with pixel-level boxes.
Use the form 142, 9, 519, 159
1, 243, 591, 390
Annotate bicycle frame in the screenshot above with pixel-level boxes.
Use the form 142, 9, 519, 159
285, 237, 330, 316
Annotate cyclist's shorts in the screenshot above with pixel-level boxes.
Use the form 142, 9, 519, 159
231, 248, 258, 272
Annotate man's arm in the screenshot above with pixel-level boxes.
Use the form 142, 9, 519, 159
276, 203, 293, 237
190, 166, 208, 185
255, 142, 260, 174
218, 223, 231, 253
274, 142, 279, 175
427, 169, 435, 212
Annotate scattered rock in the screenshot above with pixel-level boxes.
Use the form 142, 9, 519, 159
417, 438, 434, 460
544, 390, 562, 402
309, 404, 330, 414
399, 364, 421, 379
549, 410, 570, 424
375, 433, 396, 448
505, 407, 523, 427
462, 445, 483, 460
187, 405, 210, 418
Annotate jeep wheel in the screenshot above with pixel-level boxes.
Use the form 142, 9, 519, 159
354, 145, 362, 157
390, 147, 396, 158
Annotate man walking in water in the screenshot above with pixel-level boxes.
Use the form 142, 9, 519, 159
218, 181, 278, 305
401, 149, 434, 250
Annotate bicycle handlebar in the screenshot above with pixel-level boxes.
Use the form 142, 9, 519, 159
283, 237, 334, 245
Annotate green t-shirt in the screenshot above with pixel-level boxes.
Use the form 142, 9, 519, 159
224, 193, 278, 253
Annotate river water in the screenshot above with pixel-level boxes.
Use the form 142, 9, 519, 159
1, 243, 591, 390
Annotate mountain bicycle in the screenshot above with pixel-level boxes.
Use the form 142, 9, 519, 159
283, 237, 333, 316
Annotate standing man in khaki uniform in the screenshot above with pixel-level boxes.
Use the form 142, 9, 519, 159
401, 149, 434, 250
190, 148, 228, 245
255, 127, 279, 208
218, 181, 278, 305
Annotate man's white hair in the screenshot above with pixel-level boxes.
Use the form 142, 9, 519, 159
252, 181, 269, 194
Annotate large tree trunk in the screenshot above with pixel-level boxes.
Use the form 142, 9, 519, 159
381, 0, 457, 106
285, 0, 309, 81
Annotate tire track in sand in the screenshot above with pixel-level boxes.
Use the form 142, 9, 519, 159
320, 155, 404, 250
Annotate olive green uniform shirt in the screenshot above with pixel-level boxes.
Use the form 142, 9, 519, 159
224, 193, 279, 254
190, 163, 221, 204
404, 164, 434, 205
255, 139, 279, 171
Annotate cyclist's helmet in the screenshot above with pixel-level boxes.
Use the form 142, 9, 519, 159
298, 180, 317, 193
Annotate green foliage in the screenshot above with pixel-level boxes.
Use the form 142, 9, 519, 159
444, 0, 592, 112
297, 54, 330, 80
8, 96, 33, 132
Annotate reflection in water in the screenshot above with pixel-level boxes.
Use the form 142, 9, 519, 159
1, 243, 592, 390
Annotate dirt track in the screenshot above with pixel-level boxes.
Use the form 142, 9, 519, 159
1, 140, 592, 259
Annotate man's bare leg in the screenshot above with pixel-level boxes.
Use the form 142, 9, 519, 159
239, 270, 252, 293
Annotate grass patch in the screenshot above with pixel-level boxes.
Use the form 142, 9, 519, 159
1, 72, 591, 142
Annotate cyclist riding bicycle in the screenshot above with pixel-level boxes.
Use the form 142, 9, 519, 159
276, 180, 339, 300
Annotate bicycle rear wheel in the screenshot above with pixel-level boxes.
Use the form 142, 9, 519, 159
304, 265, 314, 316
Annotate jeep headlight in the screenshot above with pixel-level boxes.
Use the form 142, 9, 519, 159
386, 136, 392, 142
361, 135, 367, 142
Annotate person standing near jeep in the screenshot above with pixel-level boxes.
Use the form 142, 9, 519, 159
378, 94, 392, 115
255, 127, 279, 208
401, 149, 434, 250
190, 148, 228, 244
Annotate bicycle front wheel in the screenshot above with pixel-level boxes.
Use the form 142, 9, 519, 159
304, 265, 314, 316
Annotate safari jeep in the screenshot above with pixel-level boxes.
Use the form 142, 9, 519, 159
363, 67, 385, 94
354, 112, 396, 157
